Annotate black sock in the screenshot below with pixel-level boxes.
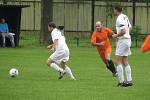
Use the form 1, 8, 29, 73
105, 60, 117, 74
109, 60, 117, 74
105, 60, 113, 73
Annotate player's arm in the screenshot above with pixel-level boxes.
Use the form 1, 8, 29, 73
92, 42, 105, 46
47, 39, 58, 50
53, 39, 58, 48
112, 28, 126, 38
47, 44, 54, 50
106, 27, 118, 40
117, 28, 126, 36
91, 32, 104, 46
112, 19, 126, 39
48, 30, 59, 51
129, 22, 132, 34
106, 27, 115, 37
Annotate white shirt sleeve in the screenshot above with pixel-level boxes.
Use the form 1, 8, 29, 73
118, 16, 126, 30
119, 15, 132, 30
51, 29, 59, 42
128, 20, 132, 29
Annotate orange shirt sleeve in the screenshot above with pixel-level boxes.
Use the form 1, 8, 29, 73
140, 35, 150, 52
105, 27, 114, 36
91, 32, 96, 44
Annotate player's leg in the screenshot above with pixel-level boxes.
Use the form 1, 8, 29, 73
122, 38, 133, 86
116, 39, 132, 86
97, 48, 113, 73
97, 47, 106, 63
115, 40, 125, 86
115, 55, 124, 86
60, 61, 76, 80
140, 35, 150, 52
47, 52, 64, 73
7, 33, 15, 47
105, 48, 117, 77
59, 50, 76, 80
97, 47, 117, 76
122, 56, 133, 86
1, 33, 6, 47
47, 59, 63, 73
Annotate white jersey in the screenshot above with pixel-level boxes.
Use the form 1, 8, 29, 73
116, 13, 132, 39
51, 28, 69, 51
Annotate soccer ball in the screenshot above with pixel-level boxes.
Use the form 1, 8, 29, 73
9, 68, 19, 77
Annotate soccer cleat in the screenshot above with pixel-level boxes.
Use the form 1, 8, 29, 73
117, 81, 133, 87
117, 82, 123, 87
117, 81, 127, 87
71, 77, 76, 80
124, 81, 133, 87
58, 71, 66, 80
112, 72, 118, 77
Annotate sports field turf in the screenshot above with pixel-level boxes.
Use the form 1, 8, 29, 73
0, 38, 150, 100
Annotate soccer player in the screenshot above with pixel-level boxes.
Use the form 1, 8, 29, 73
140, 35, 150, 52
46, 22, 76, 80
91, 21, 117, 77
112, 5, 133, 87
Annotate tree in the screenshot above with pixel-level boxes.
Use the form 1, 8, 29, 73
3, 0, 8, 4
132, 0, 136, 26
40, 0, 53, 44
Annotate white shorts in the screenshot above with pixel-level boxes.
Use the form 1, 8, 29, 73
48, 49, 69, 64
115, 38, 131, 56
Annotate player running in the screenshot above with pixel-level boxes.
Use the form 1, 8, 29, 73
112, 5, 133, 87
91, 21, 117, 77
46, 22, 76, 80
140, 35, 150, 52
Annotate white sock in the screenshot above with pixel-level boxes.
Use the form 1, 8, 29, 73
117, 64, 124, 83
65, 66, 76, 80
125, 64, 132, 82
50, 63, 63, 72
2, 37, 5, 45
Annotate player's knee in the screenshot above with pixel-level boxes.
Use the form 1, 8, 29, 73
114, 60, 118, 65
105, 54, 111, 60
122, 59, 128, 66
123, 61, 129, 66
47, 60, 54, 66
115, 61, 121, 66
46, 60, 51, 66
115, 58, 122, 65
60, 61, 66, 69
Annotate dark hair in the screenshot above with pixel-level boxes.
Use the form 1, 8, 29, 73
57, 26, 64, 30
0, 18, 5, 23
114, 4, 122, 12
1, 17, 5, 21
48, 22, 56, 28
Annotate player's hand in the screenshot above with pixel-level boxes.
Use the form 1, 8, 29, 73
47, 44, 53, 50
47, 44, 55, 52
112, 34, 117, 39
97, 41, 105, 46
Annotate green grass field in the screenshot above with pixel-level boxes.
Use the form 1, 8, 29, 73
0, 35, 150, 100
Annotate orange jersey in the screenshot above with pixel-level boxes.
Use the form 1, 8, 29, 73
91, 27, 114, 63
91, 27, 114, 50
140, 35, 150, 52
